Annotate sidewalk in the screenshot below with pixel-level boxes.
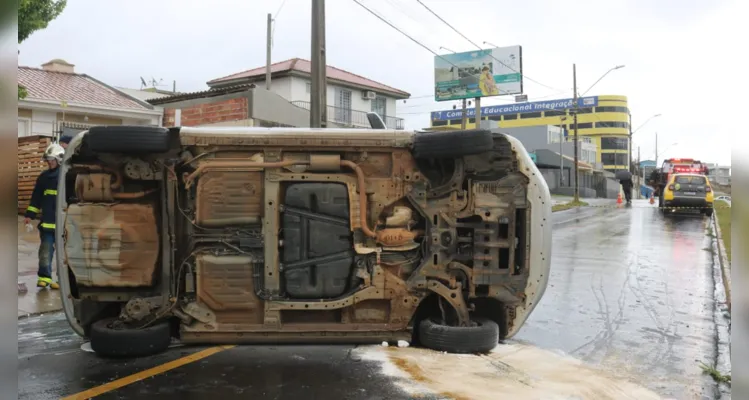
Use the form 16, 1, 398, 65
18, 216, 62, 318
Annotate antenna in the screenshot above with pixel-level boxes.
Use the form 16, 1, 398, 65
140, 77, 147, 89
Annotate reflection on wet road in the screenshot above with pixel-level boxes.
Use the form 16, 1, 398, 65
18, 201, 722, 400
518, 201, 719, 399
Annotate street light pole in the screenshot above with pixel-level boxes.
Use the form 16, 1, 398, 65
572, 63, 579, 203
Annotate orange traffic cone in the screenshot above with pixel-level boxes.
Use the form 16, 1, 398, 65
617, 193, 623, 204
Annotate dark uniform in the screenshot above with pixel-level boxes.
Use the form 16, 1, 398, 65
24, 166, 60, 286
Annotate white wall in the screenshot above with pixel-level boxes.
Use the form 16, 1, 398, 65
288, 76, 398, 116
266, 76, 293, 100
30, 110, 56, 136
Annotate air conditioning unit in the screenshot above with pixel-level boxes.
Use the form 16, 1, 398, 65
362, 90, 376, 100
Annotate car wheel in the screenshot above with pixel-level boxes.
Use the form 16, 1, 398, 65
90, 318, 172, 358
412, 129, 494, 159
418, 316, 499, 354
85, 126, 171, 154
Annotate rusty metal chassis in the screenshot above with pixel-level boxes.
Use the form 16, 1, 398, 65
173, 145, 494, 340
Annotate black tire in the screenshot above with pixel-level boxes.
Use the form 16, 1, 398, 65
418, 316, 499, 354
412, 129, 494, 159
90, 318, 172, 358
85, 125, 171, 153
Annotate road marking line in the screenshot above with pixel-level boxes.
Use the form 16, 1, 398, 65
60, 345, 235, 400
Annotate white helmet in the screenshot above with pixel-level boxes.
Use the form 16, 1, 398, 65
43, 143, 65, 162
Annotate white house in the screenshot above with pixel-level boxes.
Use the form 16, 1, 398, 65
206, 58, 411, 129
18, 59, 163, 139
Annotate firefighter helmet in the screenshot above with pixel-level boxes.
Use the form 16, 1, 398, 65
42, 143, 65, 162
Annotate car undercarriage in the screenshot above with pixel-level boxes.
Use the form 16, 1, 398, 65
55, 126, 551, 357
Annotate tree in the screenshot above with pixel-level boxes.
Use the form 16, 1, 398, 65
18, 0, 67, 99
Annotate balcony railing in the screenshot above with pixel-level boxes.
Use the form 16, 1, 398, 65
291, 101, 404, 130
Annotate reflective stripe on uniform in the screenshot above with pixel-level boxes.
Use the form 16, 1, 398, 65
38, 277, 52, 283
40, 222, 55, 229
44, 189, 57, 196
26, 206, 40, 213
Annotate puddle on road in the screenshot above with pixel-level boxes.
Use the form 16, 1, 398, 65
355, 342, 666, 400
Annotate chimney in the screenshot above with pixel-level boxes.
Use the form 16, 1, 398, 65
41, 59, 75, 73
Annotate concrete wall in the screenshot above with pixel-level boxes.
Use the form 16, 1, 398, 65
159, 89, 313, 128
251, 88, 310, 127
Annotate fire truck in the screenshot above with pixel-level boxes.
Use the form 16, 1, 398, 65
648, 158, 710, 206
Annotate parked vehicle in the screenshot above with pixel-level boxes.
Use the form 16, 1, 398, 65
660, 173, 714, 216
648, 158, 709, 208
55, 125, 552, 357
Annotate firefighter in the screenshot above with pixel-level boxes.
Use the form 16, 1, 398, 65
23, 143, 65, 289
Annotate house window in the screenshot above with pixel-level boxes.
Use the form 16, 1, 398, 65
568, 122, 593, 129
306, 82, 311, 94
594, 106, 628, 113
18, 118, 30, 137
334, 88, 352, 124
503, 114, 518, 120
520, 112, 542, 119
596, 121, 629, 129
601, 153, 616, 165
371, 96, 387, 120
600, 137, 628, 150
544, 110, 566, 117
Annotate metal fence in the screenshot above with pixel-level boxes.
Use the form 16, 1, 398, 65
291, 101, 404, 130
55, 121, 98, 140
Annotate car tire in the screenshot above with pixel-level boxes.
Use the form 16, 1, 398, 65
412, 129, 494, 159
90, 318, 172, 358
418, 316, 499, 354
85, 126, 171, 154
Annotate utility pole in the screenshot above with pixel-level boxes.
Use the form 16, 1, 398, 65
628, 111, 633, 173
637, 146, 641, 199
460, 99, 467, 129
655, 132, 658, 166
559, 127, 564, 187
266, 13, 272, 90
475, 97, 481, 127
310, 0, 327, 128
572, 64, 579, 202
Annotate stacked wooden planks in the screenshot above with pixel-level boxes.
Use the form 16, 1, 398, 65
18, 136, 53, 215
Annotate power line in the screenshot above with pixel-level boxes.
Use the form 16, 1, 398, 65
352, 0, 461, 71
271, 0, 289, 47
414, 0, 563, 92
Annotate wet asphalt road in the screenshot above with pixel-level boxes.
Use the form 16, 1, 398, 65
517, 201, 722, 399
18, 200, 723, 399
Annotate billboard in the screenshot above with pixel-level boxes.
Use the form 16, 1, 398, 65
434, 46, 523, 102
430, 96, 599, 121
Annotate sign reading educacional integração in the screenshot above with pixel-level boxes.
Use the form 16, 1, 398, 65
430, 96, 599, 121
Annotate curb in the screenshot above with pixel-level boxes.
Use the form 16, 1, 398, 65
712, 210, 731, 314
18, 308, 63, 320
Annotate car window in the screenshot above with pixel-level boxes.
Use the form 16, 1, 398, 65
675, 176, 705, 184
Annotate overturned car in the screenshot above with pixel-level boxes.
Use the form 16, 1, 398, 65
55, 125, 551, 357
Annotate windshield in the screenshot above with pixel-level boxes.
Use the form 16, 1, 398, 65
675, 175, 706, 185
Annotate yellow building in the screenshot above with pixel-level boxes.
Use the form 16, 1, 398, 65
429, 95, 630, 172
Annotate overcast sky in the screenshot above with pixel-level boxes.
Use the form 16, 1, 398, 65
17, 0, 746, 165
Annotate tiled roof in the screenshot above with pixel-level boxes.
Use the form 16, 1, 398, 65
18, 67, 153, 110
207, 58, 410, 98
